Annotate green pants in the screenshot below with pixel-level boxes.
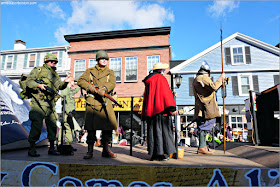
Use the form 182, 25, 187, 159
28, 104, 57, 143
58, 114, 74, 144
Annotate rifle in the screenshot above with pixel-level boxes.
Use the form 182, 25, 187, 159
35, 79, 61, 97
89, 83, 123, 108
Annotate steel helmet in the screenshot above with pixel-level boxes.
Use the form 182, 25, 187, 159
44, 54, 58, 63
199, 61, 210, 73
96, 50, 109, 61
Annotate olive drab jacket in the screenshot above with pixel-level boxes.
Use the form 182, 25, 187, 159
193, 74, 223, 120
61, 85, 80, 114
77, 64, 117, 131
26, 63, 68, 108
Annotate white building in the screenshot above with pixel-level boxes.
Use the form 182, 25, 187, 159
1, 40, 70, 84
1, 40, 71, 113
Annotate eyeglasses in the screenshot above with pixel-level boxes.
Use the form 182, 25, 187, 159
50, 61, 58, 64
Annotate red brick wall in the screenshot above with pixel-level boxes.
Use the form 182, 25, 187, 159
69, 35, 169, 52
69, 34, 171, 98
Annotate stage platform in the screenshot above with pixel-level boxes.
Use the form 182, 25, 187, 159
1, 142, 279, 186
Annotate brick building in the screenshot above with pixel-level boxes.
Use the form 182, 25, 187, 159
64, 27, 172, 134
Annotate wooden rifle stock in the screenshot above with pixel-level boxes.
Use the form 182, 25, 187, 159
90, 83, 123, 108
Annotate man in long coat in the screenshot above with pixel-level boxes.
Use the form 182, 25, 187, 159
141, 62, 178, 161
78, 50, 117, 159
192, 61, 225, 155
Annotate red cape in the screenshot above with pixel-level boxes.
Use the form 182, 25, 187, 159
141, 73, 176, 120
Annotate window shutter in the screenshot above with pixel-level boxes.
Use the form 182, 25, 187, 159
1, 55, 6, 70
23, 54, 28, 68
232, 76, 239, 95
245, 46, 251, 64
225, 47, 231, 65
13, 54, 17, 69
252, 75, 259, 92
58, 51, 63, 67
274, 75, 280, 85
189, 77, 194, 96
36, 53, 40, 67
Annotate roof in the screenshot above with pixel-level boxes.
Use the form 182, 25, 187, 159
0, 45, 69, 55
64, 26, 171, 42
170, 32, 280, 74
170, 60, 185, 69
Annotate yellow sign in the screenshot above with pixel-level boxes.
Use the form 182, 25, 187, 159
75, 97, 143, 112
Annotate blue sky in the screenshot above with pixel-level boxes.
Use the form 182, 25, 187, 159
1, 1, 279, 60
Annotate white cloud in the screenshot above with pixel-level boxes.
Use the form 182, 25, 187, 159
171, 52, 176, 59
207, 0, 239, 18
55, 1, 174, 44
269, 15, 280, 23
39, 2, 66, 20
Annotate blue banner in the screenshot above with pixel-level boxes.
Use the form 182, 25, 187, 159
0, 75, 47, 146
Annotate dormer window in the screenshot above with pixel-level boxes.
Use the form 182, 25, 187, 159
225, 46, 251, 65
231, 46, 245, 65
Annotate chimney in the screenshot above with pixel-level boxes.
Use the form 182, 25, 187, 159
14, 40, 26, 50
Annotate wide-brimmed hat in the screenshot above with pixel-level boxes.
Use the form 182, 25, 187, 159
151, 62, 169, 71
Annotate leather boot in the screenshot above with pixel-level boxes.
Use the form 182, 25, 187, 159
197, 147, 213, 155
48, 141, 60, 155
102, 142, 117, 158
204, 146, 215, 153
28, 142, 40, 157
83, 144, 94, 159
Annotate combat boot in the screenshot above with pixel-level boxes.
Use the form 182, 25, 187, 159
48, 141, 60, 155
28, 142, 40, 157
102, 142, 117, 158
83, 144, 94, 159
204, 146, 215, 153
197, 147, 213, 155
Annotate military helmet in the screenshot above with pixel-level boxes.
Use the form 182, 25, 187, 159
199, 61, 210, 73
96, 50, 109, 61
44, 54, 58, 63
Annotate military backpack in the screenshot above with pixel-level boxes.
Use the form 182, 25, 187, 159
19, 67, 41, 99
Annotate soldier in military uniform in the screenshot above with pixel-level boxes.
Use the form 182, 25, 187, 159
26, 54, 72, 157
78, 50, 117, 159
58, 79, 80, 149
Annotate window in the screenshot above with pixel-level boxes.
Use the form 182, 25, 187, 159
89, 59, 97, 68
74, 59, 86, 80
237, 73, 253, 96
28, 53, 36, 68
45, 51, 60, 66
226, 46, 251, 65
231, 46, 246, 65
50, 51, 58, 57
110, 57, 122, 82
147, 55, 160, 73
6, 55, 13, 69
125, 56, 138, 82
229, 115, 247, 141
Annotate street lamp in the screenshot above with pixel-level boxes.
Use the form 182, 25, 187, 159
172, 73, 183, 159
174, 74, 182, 88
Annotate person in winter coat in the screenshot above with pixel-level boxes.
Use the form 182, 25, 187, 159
192, 61, 225, 155
78, 50, 117, 159
141, 62, 178, 161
